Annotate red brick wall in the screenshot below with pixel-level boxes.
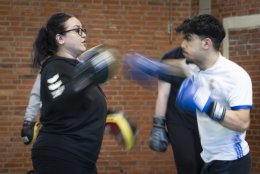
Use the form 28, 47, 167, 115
0, 0, 259, 173
228, 28, 260, 174
212, 0, 260, 19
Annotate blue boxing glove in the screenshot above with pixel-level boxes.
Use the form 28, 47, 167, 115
124, 53, 161, 77
124, 53, 181, 85
176, 77, 226, 122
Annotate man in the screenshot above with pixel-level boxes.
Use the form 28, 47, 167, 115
149, 47, 203, 174
175, 14, 252, 174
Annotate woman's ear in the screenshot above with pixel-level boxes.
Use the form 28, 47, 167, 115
56, 34, 65, 45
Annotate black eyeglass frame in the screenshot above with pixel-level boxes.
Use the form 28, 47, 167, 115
59, 28, 87, 37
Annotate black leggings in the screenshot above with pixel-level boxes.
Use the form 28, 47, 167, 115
200, 153, 251, 174
167, 122, 204, 174
32, 149, 97, 174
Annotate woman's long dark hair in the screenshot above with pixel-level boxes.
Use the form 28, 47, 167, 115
32, 12, 73, 68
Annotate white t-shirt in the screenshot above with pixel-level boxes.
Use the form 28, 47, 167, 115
193, 54, 252, 163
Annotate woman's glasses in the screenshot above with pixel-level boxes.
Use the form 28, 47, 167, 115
60, 28, 87, 37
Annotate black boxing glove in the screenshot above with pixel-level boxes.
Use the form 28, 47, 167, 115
72, 44, 118, 92
149, 116, 169, 152
21, 120, 36, 145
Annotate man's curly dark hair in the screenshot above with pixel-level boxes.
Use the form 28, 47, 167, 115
176, 14, 226, 51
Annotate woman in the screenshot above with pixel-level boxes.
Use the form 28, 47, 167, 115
31, 12, 107, 174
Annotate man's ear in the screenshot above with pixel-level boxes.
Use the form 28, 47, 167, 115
202, 38, 212, 49
56, 34, 65, 45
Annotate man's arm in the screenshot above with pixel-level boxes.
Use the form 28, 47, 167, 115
149, 59, 193, 152
176, 77, 251, 132
149, 80, 171, 152
222, 109, 250, 132
163, 59, 198, 77
154, 80, 171, 117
